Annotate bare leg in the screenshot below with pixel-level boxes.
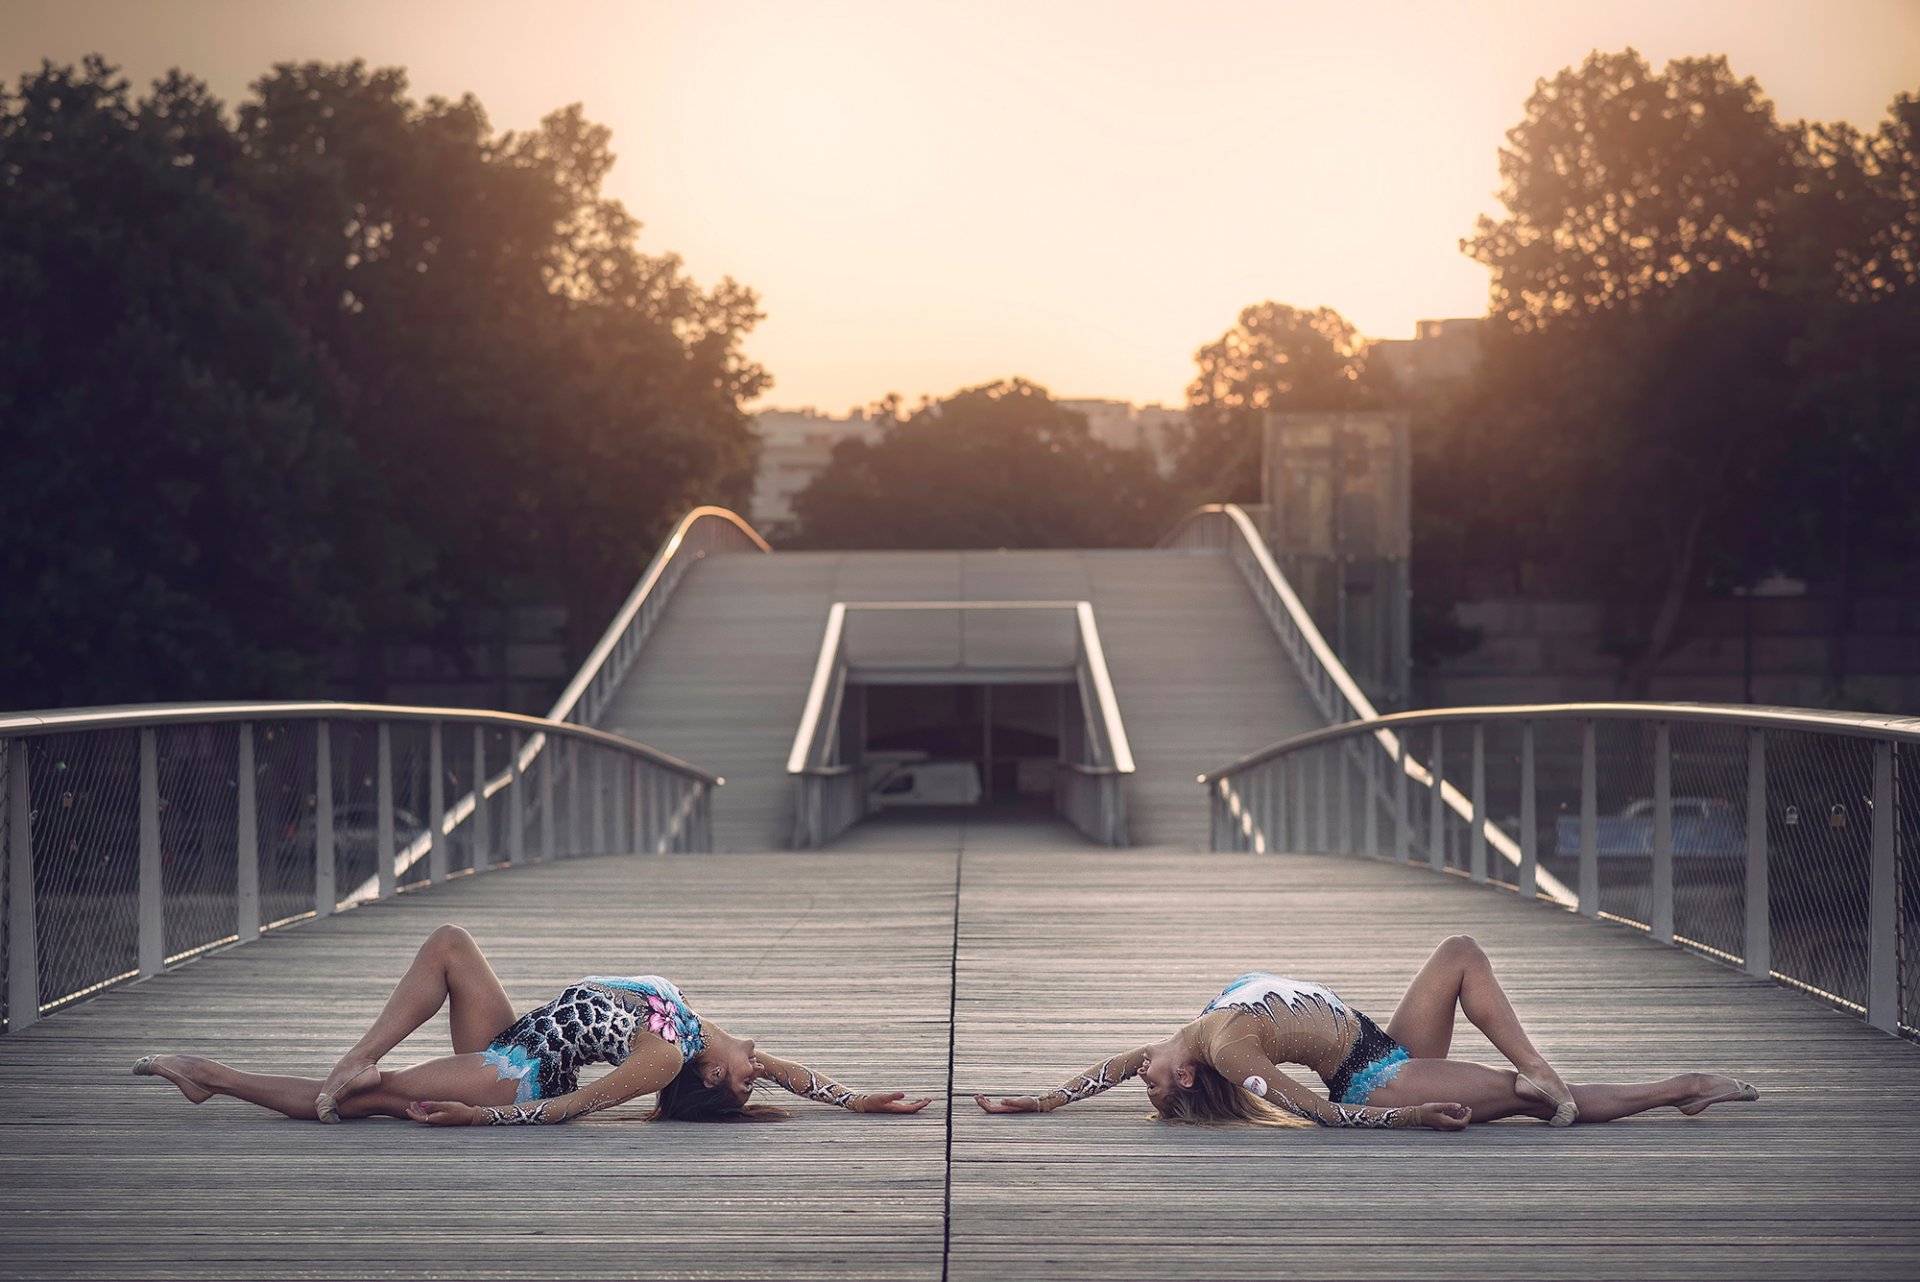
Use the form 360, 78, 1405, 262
1384, 935, 1576, 1123
1373, 1059, 1757, 1125
140, 1052, 514, 1121
317, 924, 516, 1117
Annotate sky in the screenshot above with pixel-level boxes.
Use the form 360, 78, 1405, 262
6, 1, 1917, 413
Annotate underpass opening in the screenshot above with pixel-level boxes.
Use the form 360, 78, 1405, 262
849, 679, 1074, 818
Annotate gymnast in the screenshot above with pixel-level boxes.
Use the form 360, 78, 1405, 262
133, 924, 931, 1125
975, 935, 1758, 1130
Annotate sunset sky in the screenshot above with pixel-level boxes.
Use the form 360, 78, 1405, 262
7, 1, 1918, 412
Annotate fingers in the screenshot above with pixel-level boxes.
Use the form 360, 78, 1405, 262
973, 1094, 1040, 1114
407, 1099, 467, 1126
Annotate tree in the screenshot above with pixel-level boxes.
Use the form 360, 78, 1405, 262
1173, 303, 1390, 504
790, 379, 1174, 549
0, 58, 398, 706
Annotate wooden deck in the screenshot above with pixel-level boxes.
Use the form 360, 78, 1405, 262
1, 835, 1915, 1280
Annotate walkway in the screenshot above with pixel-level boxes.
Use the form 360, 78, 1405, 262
1, 839, 1914, 1280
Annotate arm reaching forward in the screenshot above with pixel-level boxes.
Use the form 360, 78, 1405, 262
756, 1052, 931, 1114
411, 1035, 685, 1126
976, 1046, 1151, 1114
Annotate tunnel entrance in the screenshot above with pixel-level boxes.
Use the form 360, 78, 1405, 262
846, 680, 1074, 814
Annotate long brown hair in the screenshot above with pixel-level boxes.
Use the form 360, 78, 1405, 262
1152, 1062, 1311, 1128
646, 1059, 791, 1123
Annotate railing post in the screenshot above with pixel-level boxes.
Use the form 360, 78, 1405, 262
314, 721, 335, 917
428, 722, 447, 883
1291, 755, 1308, 854
1580, 719, 1598, 918
509, 731, 526, 867
565, 738, 582, 857
539, 735, 556, 861
1469, 722, 1487, 884
139, 728, 163, 977
1334, 743, 1351, 856
1209, 781, 1224, 851
1744, 729, 1769, 979
5, 740, 40, 1031
1314, 748, 1330, 854
1652, 721, 1673, 943
1867, 740, 1896, 1033
1427, 725, 1446, 872
1519, 722, 1537, 900
236, 724, 259, 940
375, 724, 395, 900
471, 727, 490, 868
1394, 735, 1409, 864
1364, 742, 1379, 858
592, 752, 608, 854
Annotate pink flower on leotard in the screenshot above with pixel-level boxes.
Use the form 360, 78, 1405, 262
646, 994, 679, 1042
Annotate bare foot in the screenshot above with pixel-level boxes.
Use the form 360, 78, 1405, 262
1514, 1064, 1578, 1126
1677, 1073, 1759, 1116
133, 1054, 214, 1104
315, 1057, 381, 1124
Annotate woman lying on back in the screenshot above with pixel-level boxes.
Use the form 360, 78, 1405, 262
976, 935, 1757, 1130
135, 925, 929, 1126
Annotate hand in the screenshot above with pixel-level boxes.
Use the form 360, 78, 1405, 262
855, 1092, 933, 1115
974, 1094, 1045, 1114
1416, 1102, 1471, 1131
407, 1099, 481, 1127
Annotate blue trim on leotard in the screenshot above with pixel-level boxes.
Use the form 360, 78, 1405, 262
1338, 1046, 1411, 1106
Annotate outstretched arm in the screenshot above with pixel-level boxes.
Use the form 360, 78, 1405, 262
755, 1052, 931, 1114
411, 1036, 685, 1126
976, 1046, 1151, 1114
1207, 1038, 1465, 1131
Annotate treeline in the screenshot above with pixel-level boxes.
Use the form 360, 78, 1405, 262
2, 57, 764, 709
795, 52, 1919, 698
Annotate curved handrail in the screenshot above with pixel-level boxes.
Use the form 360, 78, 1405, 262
546, 505, 771, 727
1202, 702, 1920, 783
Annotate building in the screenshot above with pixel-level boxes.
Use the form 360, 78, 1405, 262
1056, 398, 1185, 472
750, 408, 882, 540
1369, 317, 1487, 390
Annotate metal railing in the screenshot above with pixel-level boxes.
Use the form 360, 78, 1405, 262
1, 703, 720, 1032
1202, 704, 1919, 1039
546, 505, 770, 727
787, 601, 1135, 848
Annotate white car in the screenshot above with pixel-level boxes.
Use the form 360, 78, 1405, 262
867, 760, 983, 808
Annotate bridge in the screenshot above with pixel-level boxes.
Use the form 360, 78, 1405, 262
1, 505, 1915, 1280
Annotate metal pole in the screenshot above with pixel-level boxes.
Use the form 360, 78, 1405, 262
429, 722, 447, 883
6, 741, 40, 1030
1867, 740, 1896, 1032
314, 721, 335, 917
236, 724, 259, 940
509, 731, 526, 867
471, 728, 489, 868
1334, 743, 1351, 856
1314, 749, 1330, 853
592, 752, 608, 854
1519, 722, 1537, 900
1744, 730, 1769, 979
1364, 741, 1379, 858
375, 724, 395, 900
1469, 722, 1487, 884
566, 738, 581, 857
539, 735, 555, 861
1292, 755, 1308, 854
1652, 721, 1673, 943
1579, 719, 1598, 918
1394, 735, 1409, 864
1427, 725, 1446, 872
138, 729, 163, 977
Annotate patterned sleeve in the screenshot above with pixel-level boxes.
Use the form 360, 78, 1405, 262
755, 1052, 870, 1111
1206, 1036, 1412, 1129
1034, 1046, 1151, 1112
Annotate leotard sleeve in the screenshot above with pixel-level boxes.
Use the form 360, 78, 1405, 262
754, 1052, 878, 1111
1032, 1046, 1151, 1112
476, 1032, 683, 1125
1207, 1031, 1412, 1129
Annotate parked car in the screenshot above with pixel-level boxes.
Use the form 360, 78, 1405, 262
866, 759, 983, 808
1554, 796, 1744, 858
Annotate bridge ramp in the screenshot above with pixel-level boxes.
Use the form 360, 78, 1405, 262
598, 549, 1323, 851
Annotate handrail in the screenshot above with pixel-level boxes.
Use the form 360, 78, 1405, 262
1204, 702, 1920, 780
787, 604, 849, 775
1201, 705, 1916, 1039
546, 505, 770, 727
1076, 602, 1135, 775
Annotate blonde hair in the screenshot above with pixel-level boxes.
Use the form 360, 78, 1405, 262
646, 1059, 791, 1124
1151, 1062, 1311, 1128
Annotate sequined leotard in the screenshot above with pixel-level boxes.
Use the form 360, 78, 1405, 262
482, 975, 702, 1103
1029, 972, 1415, 1128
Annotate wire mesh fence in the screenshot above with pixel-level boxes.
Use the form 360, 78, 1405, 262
1, 708, 716, 1032
1208, 706, 1916, 1041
